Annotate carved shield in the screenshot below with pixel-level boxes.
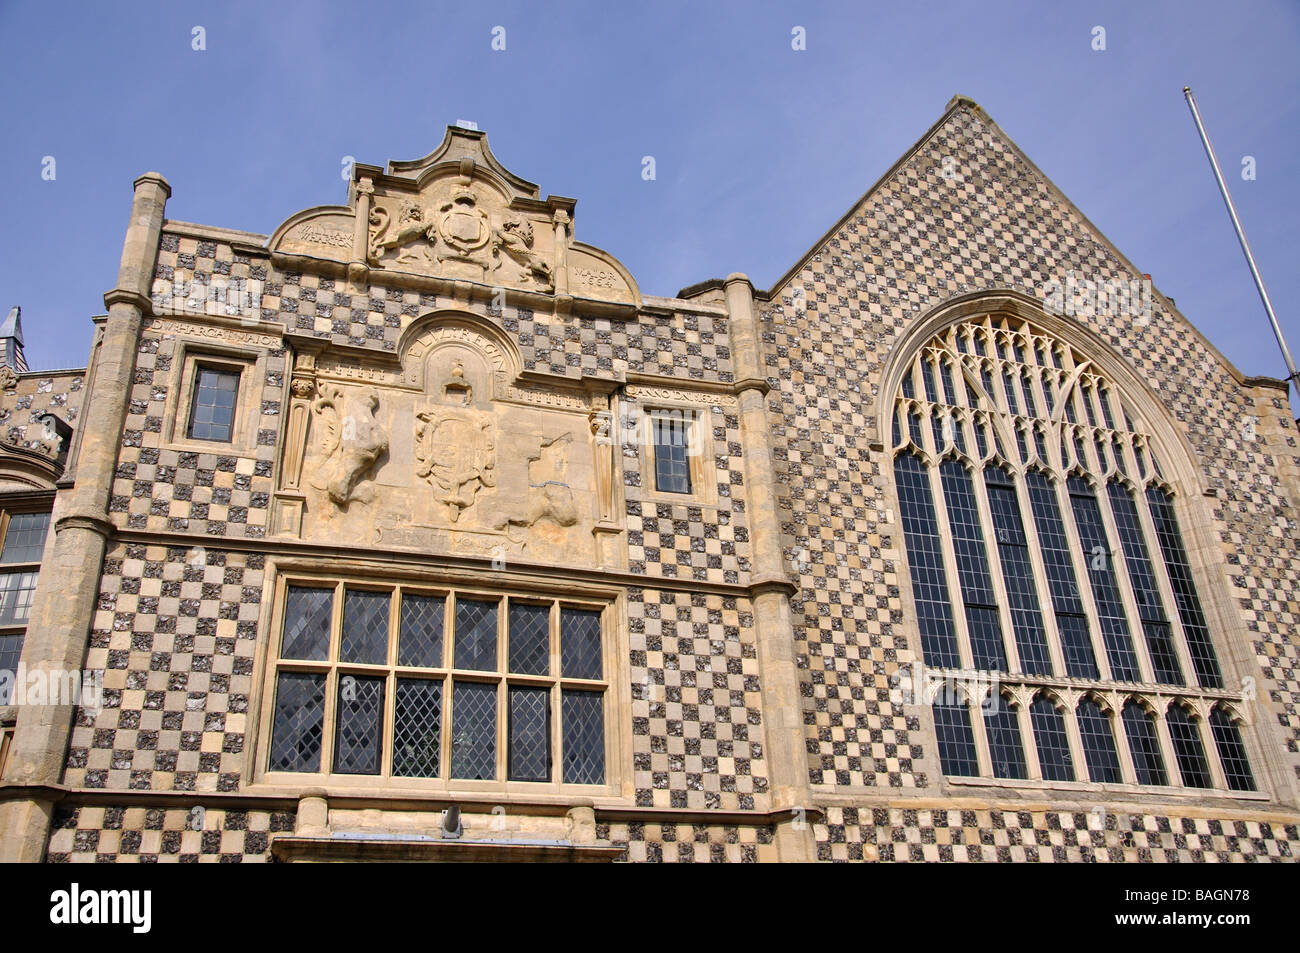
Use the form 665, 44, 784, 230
415, 409, 496, 521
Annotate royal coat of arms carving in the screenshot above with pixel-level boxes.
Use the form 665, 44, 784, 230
414, 407, 497, 521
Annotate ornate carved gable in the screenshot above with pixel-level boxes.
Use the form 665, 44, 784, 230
268, 126, 640, 308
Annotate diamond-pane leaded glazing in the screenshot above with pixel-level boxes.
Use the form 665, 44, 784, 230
334, 675, 385, 775
562, 690, 605, 784
281, 586, 333, 661
455, 598, 498, 671
451, 681, 496, 780
561, 608, 602, 680
1076, 698, 1122, 783
341, 589, 390, 665
393, 678, 442, 777
269, 672, 325, 772
1030, 696, 1074, 782
1209, 708, 1255, 792
508, 686, 550, 781
509, 602, 550, 676
399, 594, 444, 668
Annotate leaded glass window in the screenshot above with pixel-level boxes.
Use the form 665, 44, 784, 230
186, 365, 240, 442
266, 580, 608, 787
891, 314, 1253, 793
652, 411, 692, 494
0, 507, 51, 697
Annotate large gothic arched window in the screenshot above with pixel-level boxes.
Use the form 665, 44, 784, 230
892, 312, 1256, 793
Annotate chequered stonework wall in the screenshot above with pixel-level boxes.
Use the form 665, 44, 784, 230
815, 806, 1298, 862
761, 102, 1300, 856
627, 588, 767, 810
64, 542, 263, 792
0, 370, 83, 457
600, 820, 776, 862
47, 805, 294, 862
623, 410, 752, 586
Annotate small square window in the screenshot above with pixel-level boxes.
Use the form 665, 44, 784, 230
187, 365, 240, 442
652, 412, 692, 495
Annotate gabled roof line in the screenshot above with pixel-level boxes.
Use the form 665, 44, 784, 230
755, 94, 1273, 394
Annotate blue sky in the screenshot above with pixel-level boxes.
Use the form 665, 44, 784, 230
1, 0, 1297, 385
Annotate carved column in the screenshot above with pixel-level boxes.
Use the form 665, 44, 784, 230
587, 386, 622, 570
349, 177, 374, 291
0, 173, 170, 862
552, 209, 570, 297
725, 273, 814, 861
273, 347, 318, 536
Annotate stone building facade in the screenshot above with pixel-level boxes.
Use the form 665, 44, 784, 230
0, 96, 1296, 862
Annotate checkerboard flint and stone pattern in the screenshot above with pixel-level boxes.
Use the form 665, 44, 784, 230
600, 820, 776, 862
0, 370, 83, 456
626, 588, 768, 810
815, 807, 1298, 862
154, 231, 734, 384
762, 103, 1300, 856
46, 805, 294, 862
63, 542, 264, 793
623, 406, 752, 586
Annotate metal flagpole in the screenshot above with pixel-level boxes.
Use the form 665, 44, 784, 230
1183, 86, 1300, 403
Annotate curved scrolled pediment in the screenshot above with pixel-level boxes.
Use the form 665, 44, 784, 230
265, 125, 641, 307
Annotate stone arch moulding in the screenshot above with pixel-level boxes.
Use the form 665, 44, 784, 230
876, 288, 1206, 497
397, 309, 524, 394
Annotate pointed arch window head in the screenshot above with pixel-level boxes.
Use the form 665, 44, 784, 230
890, 312, 1253, 796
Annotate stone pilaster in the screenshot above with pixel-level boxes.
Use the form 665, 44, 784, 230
0, 172, 170, 862
725, 273, 814, 861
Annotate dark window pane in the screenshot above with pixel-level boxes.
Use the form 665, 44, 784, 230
984, 700, 1027, 779
1122, 702, 1168, 786
652, 412, 692, 494
1025, 471, 1099, 679
1166, 704, 1212, 788
1108, 482, 1182, 685
340, 589, 389, 665
1, 512, 50, 563
0, 632, 23, 702
508, 686, 550, 782
187, 366, 240, 442
1030, 696, 1074, 782
561, 607, 602, 680
451, 681, 496, 779
393, 678, 442, 778
1076, 698, 1122, 783
455, 598, 498, 671
562, 690, 605, 784
895, 454, 960, 668
509, 602, 550, 675
281, 586, 333, 661
334, 675, 385, 775
0, 571, 39, 626
1146, 488, 1223, 688
941, 460, 1007, 672
932, 698, 979, 776
399, 593, 444, 668
1209, 708, 1255, 792
985, 468, 1052, 675
1068, 478, 1140, 681
269, 672, 325, 772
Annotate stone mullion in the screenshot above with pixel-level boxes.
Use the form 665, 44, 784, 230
1152, 700, 1183, 786
1055, 476, 1114, 682
924, 439, 973, 673
1192, 700, 1228, 791
971, 463, 1021, 676
1095, 478, 1156, 685
1134, 484, 1198, 688
1013, 474, 1066, 678
1107, 693, 1139, 785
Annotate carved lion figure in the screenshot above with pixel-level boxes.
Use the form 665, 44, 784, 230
368, 201, 436, 266
309, 384, 388, 508
490, 433, 578, 532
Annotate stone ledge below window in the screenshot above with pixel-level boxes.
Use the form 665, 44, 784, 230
271, 833, 625, 863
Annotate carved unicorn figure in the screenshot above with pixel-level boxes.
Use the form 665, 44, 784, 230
309, 384, 388, 508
